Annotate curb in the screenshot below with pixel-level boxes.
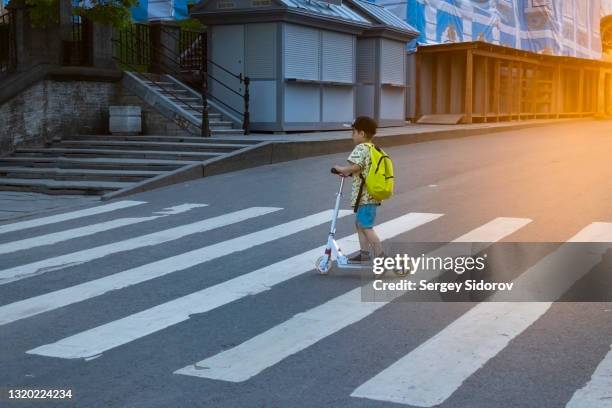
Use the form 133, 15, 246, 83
102, 118, 591, 201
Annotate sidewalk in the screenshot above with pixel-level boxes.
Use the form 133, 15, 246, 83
216, 118, 587, 142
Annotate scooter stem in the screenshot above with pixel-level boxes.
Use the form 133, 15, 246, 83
329, 177, 345, 235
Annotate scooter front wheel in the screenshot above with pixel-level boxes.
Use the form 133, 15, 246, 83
315, 255, 333, 275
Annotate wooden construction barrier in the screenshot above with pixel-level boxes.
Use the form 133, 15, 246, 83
409, 41, 612, 124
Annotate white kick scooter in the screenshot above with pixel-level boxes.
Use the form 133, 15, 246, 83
315, 168, 372, 275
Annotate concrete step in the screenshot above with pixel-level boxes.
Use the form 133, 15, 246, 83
0, 177, 132, 195
0, 157, 196, 171
63, 135, 258, 145
157, 88, 189, 95
53, 140, 250, 153
210, 128, 246, 135
168, 96, 200, 103
208, 121, 235, 130
172, 102, 203, 112
14, 148, 223, 161
0, 167, 162, 182
177, 104, 205, 110
183, 110, 228, 121
142, 81, 175, 87
192, 113, 235, 125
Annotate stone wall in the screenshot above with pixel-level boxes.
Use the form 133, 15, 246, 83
0, 80, 120, 154
0, 78, 189, 155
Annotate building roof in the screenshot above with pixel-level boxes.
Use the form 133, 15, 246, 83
349, 0, 418, 34
191, 0, 420, 39
278, 0, 370, 25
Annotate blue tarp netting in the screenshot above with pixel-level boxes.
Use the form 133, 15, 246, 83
2, 0, 610, 59
380, 0, 606, 59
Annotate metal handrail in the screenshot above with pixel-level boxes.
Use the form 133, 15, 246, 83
206, 73, 244, 97
180, 34, 203, 68
203, 64, 250, 134
112, 37, 204, 130
160, 27, 243, 81
205, 91, 243, 116
159, 25, 205, 70
207, 59, 243, 81
157, 24, 249, 134
115, 23, 251, 135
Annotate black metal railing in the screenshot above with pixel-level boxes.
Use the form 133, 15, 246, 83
205, 58, 250, 134
179, 29, 203, 71
112, 24, 200, 126
0, 10, 16, 79
62, 15, 91, 66
160, 26, 250, 134
113, 23, 250, 136
114, 23, 151, 71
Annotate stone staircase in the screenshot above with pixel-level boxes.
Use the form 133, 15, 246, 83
0, 134, 258, 196
123, 72, 245, 137
0, 73, 254, 197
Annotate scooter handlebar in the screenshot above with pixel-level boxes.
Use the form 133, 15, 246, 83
330, 168, 349, 177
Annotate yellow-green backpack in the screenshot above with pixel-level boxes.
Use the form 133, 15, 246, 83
356, 143, 394, 206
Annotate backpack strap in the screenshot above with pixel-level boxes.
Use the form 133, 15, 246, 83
354, 143, 373, 213
354, 173, 365, 213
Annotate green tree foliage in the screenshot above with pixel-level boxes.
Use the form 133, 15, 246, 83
178, 18, 205, 32
25, 0, 59, 28
74, 0, 138, 29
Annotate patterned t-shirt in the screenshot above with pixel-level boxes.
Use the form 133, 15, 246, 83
347, 143, 381, 207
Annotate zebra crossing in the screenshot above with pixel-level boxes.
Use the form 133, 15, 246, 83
0, 203, 209, 256
0, 206, 281, 285
351, 223, 612, 407
173, 217, 529, 382
1, 200, 611, 407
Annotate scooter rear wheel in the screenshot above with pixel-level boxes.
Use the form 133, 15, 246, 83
315, 255, 332, 275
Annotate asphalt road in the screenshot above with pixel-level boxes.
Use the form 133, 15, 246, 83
1, 120, 612, 408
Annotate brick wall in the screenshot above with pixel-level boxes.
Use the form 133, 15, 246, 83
0, 80, 120, 155
0, 79, 188, 155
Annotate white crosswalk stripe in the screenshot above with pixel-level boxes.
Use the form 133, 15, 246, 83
0, 209, 352, 326
0, 207, 281, 285
173, 217, 525, 382
566, 344, 612, 408
351, 222, 612, 407
25, 209, 355, 359
0, 200, 146, 235
0, 204, 207, 256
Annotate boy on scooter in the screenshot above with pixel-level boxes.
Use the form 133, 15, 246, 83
332, 116, 384, 263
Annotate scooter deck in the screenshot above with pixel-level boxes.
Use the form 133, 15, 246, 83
335, 260, 373, 269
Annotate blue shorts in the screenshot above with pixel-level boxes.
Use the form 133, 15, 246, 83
356, 204, 378, 229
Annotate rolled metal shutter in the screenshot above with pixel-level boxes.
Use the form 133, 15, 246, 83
284, 24, 320, 80
322, 31, 354, 83
381, 39, 405, 85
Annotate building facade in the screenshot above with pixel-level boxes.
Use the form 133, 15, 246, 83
192, 0, 417, 131
384, 0, 605, 59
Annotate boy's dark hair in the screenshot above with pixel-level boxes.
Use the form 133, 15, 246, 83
352, 116, 377, 139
